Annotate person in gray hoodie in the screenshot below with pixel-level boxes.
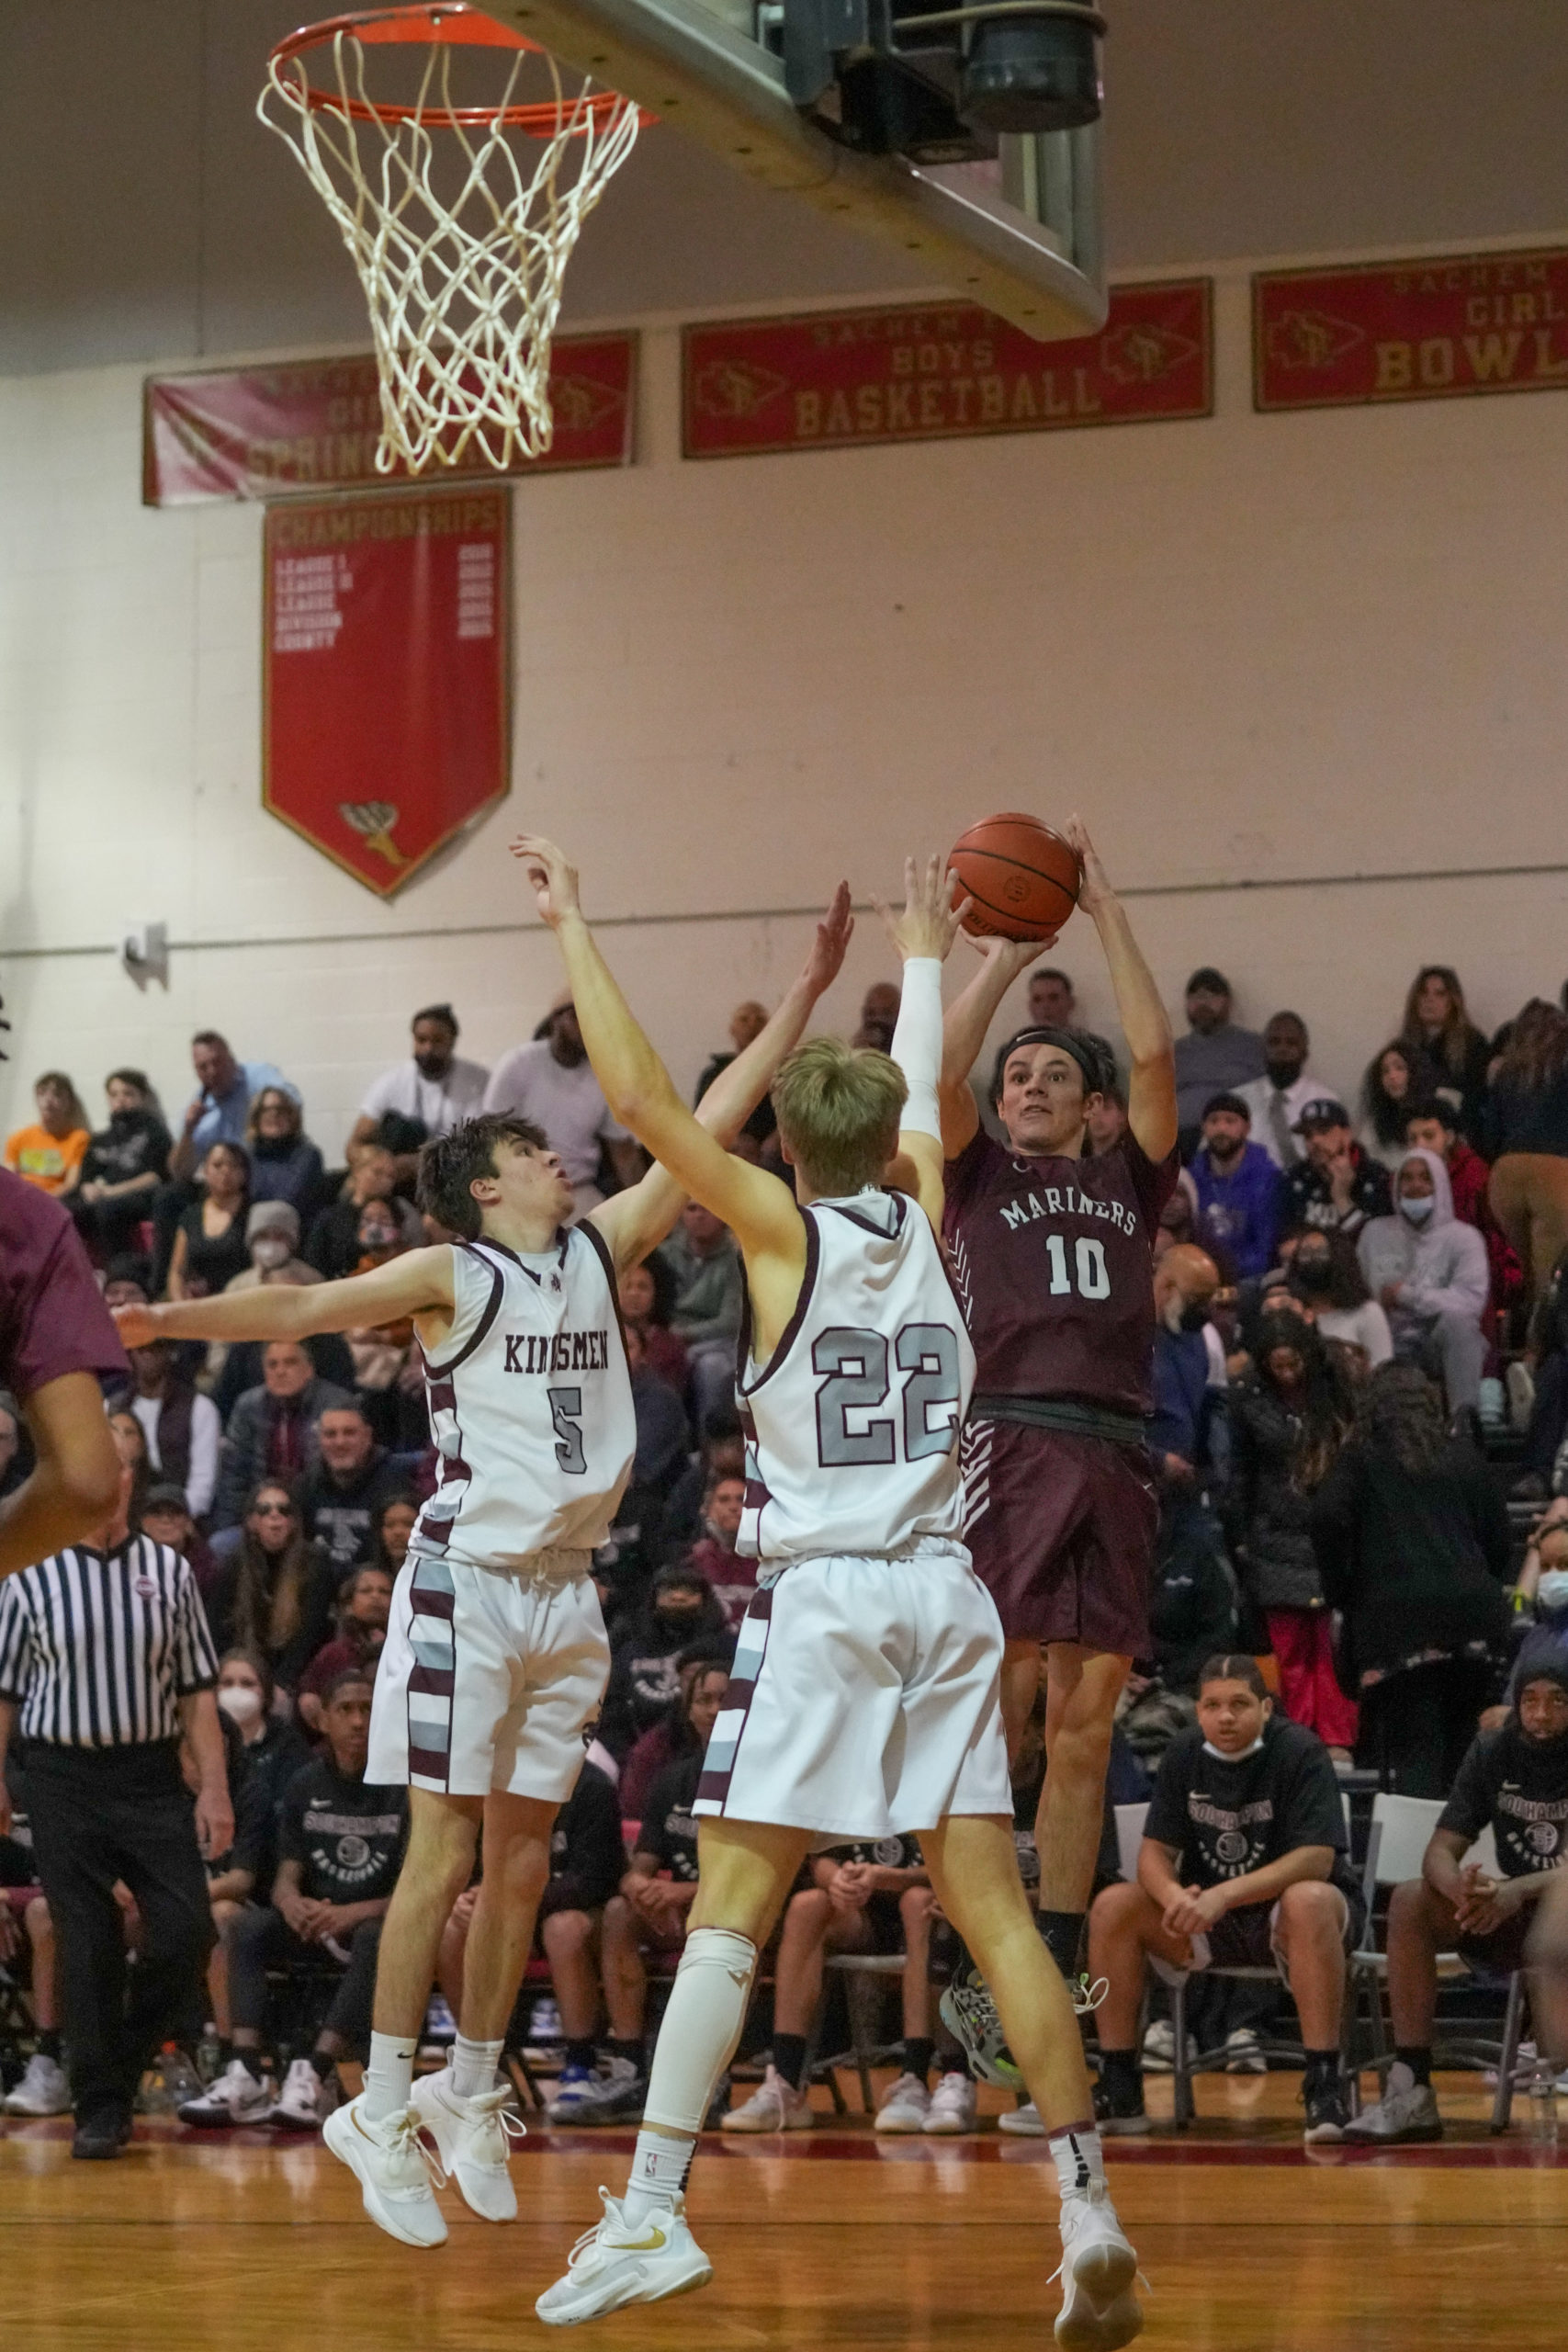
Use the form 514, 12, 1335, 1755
1357, 1147, 1489, 1409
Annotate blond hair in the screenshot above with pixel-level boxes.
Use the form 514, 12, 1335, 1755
772, 1036, 907, 1197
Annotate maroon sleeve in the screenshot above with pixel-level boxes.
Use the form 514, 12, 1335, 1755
942, 1127, 1004, 1224
1118, 1129, 1180, 1238
0, 1170, 130, 1402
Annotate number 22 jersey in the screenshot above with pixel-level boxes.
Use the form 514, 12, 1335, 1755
738, 1190, 976, 1565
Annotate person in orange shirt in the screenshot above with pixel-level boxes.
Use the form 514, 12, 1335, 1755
3, 1073, 90, 1196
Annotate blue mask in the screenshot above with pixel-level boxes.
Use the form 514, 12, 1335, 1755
1537, 1569, 1568, 1613
1401, 1196, 1436, 1227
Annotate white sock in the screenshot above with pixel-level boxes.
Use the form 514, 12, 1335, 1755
362, 2031, 417, 2125
1049, 2119, 1107, 2199
623, 2129, 695, 2224
451, 2033, 504, 2101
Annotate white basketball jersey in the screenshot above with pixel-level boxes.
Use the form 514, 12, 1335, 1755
738, 1191, 976, 1564
411, 1225, 635, 1571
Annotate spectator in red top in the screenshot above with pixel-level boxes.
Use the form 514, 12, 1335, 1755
0, 1166, 127, 1578
297, 1563, 395, 1733
615, 1260, 689, 1396
1405, 1099, 1521, 1317
683, 1472, 753, 1630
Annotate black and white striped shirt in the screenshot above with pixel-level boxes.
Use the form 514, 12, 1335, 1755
0, 1538, 219, 1747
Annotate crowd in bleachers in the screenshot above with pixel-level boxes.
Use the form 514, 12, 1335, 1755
3, 955, 1568, 2138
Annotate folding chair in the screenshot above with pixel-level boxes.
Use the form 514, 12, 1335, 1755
807, 1952, 908, 2115
1346, 1793, 1527, 2130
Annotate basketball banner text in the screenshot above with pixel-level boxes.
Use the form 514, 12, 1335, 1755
682, 283, 1212, 459
263, 491, 510, 899
1254, 248, 1568, 411
144, 336, 637, 503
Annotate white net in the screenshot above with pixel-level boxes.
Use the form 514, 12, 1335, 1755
260, 14, 640, 473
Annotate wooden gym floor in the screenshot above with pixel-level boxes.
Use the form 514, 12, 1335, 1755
3, 2071, 1564, 2351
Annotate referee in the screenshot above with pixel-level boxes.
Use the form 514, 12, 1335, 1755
0, 1461, 231, 2157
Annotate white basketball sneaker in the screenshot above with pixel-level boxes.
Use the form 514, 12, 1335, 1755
536, 2188, 713, 2326
322, 2094, 449, 2248
411, 2065, 525, 2222
922, 2070, 977, 2134
1054, 2184, 1143, 2351
718, 2064, 813, 2132
4, 2052, 73, 2116
874, 2073, 931, 2133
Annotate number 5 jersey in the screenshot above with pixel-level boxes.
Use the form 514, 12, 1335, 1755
738, 1190, 976, 1565
411, 1226, 637, 1571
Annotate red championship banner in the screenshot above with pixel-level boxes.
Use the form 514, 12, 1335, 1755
1254, 248, 1568, 412
682, 281, 1211, 458
145, 334, 637, 504
263, 491, 509, 898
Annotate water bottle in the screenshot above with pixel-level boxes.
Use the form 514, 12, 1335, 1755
1528, 2067, 1559, 2147
197, 2024, 222, 2085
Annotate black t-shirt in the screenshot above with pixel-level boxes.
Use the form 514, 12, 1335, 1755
81, 1109, 172, 1190
1438, 1724, 1568, 1879
1144, 1717, 1357, 1904
819, 1832, 924, 1873
636, 1752, 703, 1883
538, 1761, 626, 1917
277, 1757, 407, 1905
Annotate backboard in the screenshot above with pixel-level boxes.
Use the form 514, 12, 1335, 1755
482, 0, 1106, 340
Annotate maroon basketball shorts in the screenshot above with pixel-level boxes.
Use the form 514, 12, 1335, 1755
960, 1419, 1157, 1656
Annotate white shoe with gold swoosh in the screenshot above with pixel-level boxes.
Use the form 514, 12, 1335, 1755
535, 2188, 713, 2326
321, 2094, 448, 2248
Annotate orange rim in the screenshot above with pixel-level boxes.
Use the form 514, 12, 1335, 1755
269, 4, 636, 134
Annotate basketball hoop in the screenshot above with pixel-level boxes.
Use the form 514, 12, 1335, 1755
260, 5, 642, 472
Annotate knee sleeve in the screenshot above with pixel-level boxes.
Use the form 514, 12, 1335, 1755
641, 1928, 759, 2135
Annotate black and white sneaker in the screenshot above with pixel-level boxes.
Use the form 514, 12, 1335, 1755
1092, 2070, 1149, 2137
939, 1968, 1022, 2089
1302, 2075, 1350, 2144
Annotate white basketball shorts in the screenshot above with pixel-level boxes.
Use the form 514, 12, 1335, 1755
694, 1542, 1011, 1838
368, 1548, 610, 1803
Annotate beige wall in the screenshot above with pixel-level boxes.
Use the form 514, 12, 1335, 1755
4, 263, 1568, 1155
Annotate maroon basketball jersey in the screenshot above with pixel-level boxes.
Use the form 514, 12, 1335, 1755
942, 1130, 1179, 1413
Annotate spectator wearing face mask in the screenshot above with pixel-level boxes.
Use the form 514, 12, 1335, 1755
1289, 1230, 1393, 1370
212, 1647, 310, 1860
1189, 1094, 1282, 1281
65, 1071, 172, 1260
1404, 1097, 1520, 1323
597, 1566, 731, 1760
1357, 1148, 1490, 1412
1233, 1013, 1324, 1171
350, 1004, 491, 1183
304, 1146, 423, 1282
205, 1203, 324, 1404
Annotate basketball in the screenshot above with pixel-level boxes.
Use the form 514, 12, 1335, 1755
948, 812, 1082, 942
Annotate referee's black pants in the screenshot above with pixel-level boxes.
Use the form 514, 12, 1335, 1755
25, 1739, 215, 2130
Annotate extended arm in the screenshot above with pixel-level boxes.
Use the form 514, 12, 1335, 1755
877, 854, 974, 1230
591, 883, 855, 1273
938, 934, 1045, 1158
512, 836, 804, 1264
1066, 815, 1176, 1163
111, 1246, 457, 1353
0, 1372, 123, 1582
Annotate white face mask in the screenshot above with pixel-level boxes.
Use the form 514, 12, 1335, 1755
251, 1234, 292, 1270
218, 1684, 264, 1726
1537, 1569, 1568, 1613
1400, 1195, 1436, 1227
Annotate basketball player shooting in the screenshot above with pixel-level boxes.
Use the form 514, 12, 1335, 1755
516, 834, 1145, 2349
938, 816, 1178, 2094
108, 888, 851, 2250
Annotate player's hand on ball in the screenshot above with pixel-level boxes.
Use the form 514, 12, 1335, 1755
801, 879, 854, 999
511, 833, 581, 926
963, 932, 1055, 979
875, 854, 968, 965
111, 1303, 162, 1350
1063, 814, 1111, 915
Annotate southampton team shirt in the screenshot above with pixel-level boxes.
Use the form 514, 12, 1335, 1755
277, 1758, 408, 1905
1439, 1723, 1568, 1879
1144, 1717, 1359, 1906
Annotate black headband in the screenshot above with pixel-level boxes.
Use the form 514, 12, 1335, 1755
993, 1025, 1106, 1103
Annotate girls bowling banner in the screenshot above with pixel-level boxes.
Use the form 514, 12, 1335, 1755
682, 280, 1212, 458
263, 491, 509, 899
1254, 247, 1568, 411
146, 334, 637, 503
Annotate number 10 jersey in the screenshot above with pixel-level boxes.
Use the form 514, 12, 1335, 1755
738, 1191, 976, 1565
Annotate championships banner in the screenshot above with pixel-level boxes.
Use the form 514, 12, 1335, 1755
1254, 248, 1568, 411
263, 491, 509, 898
682, 280, 1212, 458
146, 335, 637, 503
